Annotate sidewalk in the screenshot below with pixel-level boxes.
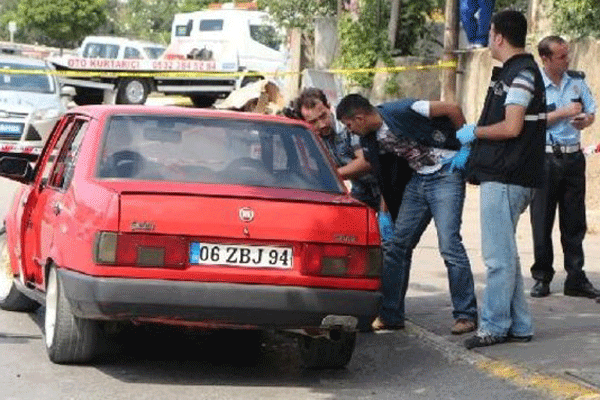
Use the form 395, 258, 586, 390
403, 185, 600, 395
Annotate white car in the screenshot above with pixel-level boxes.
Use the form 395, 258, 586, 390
77, 36, 166, 60
0, 55, 73, 157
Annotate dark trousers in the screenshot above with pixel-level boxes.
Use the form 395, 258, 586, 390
530, 151, 587, 287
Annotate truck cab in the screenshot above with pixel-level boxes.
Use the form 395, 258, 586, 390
167, 7, 286, 78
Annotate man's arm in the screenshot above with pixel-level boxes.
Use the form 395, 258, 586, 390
546, 102, 582, 126
338, 148, 372, 179
572, 80, 596, 130
475, 104, 527, 140
429, 101, 466, 129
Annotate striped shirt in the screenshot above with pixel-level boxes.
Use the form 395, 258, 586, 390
505, 70, 535, 108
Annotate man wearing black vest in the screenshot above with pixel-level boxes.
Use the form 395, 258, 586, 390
529, 36, 599, 299
457, 11, 547, 349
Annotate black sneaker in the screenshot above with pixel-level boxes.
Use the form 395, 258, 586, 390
464, 334, 507, 349
564, 282, 600, 298
506, 333, 533, 343
530, 281, 550, 298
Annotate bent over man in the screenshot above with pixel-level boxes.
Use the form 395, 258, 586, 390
336, 94, 478, 335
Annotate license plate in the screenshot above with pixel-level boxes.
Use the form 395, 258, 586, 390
0, 122, 23, 136
189, 242, 293, 269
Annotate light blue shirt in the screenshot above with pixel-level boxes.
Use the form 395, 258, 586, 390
542, 68, 596, 146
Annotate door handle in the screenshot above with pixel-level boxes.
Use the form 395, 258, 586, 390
52, 203, 61, 215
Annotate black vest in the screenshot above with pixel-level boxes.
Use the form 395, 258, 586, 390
466, 53, 546, 188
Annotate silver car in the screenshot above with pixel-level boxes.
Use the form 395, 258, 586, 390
0, 55, 73, 157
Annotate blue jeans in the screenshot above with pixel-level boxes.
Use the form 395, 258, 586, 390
380, 166, 477, 324
479, 182, 534, 337
460, 0, 495, 46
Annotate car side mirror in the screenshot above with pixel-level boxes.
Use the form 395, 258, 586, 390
0, 156, 34, 183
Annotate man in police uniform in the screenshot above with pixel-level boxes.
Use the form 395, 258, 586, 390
529, 36, 599, 299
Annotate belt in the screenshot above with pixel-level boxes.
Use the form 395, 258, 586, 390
545, 143, 580, 154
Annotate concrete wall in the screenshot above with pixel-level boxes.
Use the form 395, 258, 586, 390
370, 57, 442, 104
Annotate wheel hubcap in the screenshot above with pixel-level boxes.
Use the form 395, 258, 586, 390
0, 240, 12, 300
45, 269, 58, 348
126, 81, 145, 104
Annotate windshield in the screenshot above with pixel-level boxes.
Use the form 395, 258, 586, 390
97, 115, 344, 193
0, 62, 55, 93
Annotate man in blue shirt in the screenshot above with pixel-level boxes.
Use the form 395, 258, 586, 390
529, 36, 599, 299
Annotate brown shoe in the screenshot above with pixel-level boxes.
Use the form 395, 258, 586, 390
452, 319, 477, 335
371, 316, 404, 331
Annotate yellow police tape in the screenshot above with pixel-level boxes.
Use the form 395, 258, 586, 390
0, 60, 457, 79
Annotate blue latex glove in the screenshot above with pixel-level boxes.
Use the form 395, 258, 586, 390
456, 124, 477, 145
377, 211, 394, 243
447, 145, 471, 172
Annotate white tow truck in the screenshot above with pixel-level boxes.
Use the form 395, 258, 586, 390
48, 5, 287, 107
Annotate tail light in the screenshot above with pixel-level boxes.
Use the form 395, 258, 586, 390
304, 244, 381, 278
94, 232, 187, 268
367, 208, 382, 246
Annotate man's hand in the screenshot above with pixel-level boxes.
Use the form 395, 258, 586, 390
456, 124, 477, 144
564, 101, 583, 118
571, 113, 592, 130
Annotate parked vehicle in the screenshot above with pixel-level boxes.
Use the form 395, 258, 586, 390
77, 36, 166, 60
0, 55, 73, 159
48, 7, 287, 108
0, 105, 382, 367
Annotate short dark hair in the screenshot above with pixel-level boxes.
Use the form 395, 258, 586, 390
335, 94, 375, 121
491, 10, 527, 48
538, 35, 567, 58
293, 88, 329, 119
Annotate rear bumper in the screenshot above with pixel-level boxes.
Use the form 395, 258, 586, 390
58, 269, 381, 329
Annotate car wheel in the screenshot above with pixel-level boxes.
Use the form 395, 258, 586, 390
298, 331, 356, 369
117, 78, 150, 105
44, 266, 99, 364
190, 95, 217, 108
0, 233, 39, 312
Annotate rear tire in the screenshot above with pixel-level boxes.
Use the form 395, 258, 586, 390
116, 78, 150, 105
298, 331, 356, 369
44, 266, 99, 364
0, 233, 39, 312
190, 95, 217, 108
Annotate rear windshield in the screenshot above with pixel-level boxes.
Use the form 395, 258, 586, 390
97, 115, 344, 193
0, 62, 55, 93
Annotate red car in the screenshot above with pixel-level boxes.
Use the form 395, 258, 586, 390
0, 105, 382, 367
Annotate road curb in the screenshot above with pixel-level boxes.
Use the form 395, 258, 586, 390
403, 320, 600, 400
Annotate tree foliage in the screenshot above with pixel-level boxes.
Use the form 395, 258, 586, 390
256, 0, 336, 31
104, 0, 179, 44
495, 0, 529, 12
17, 0, 108, 48
552, 0, 600, 38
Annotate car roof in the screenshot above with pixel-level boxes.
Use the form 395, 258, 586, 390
70, 105, 310, 127
0, 54, 50, 68
81, 36, 165, 48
